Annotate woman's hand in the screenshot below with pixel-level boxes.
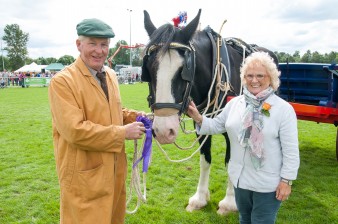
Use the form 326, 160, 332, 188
187, 101, 203, 125
276, 181, 292, 201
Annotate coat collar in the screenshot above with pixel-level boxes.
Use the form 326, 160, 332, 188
75, 56, 92, 77
74, 57, 107, 96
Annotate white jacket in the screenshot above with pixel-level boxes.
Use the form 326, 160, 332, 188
198, 94, 300, 192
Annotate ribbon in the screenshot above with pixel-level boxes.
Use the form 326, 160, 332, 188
133, 115, 153, 173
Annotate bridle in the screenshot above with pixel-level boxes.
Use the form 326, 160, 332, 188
142, 42, 196, 117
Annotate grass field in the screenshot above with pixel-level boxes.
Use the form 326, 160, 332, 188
0, 83, 337, 224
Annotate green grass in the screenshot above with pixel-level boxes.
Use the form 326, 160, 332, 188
0, 84, 337, 224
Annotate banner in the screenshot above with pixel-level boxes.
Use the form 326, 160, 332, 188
24, 78, 51, 87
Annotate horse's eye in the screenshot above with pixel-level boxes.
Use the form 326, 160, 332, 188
178, 49, 186, 56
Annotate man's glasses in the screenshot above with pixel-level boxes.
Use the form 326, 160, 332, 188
245, 74, 266, 80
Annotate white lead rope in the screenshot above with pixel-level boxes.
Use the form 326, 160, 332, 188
126, 139, 147, 214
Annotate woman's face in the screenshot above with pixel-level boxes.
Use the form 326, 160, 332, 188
244, 63, 271, 95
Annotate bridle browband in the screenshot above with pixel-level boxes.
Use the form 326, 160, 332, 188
143, 41, 196, 116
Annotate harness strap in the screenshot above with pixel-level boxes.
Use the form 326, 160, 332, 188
225, 37, 258, 57
196, 27, 231, 113
146, 42, 193, 55
145, 41, 196, 116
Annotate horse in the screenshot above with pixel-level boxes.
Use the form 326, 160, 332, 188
141, 9, 278, 215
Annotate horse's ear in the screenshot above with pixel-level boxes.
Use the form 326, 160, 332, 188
182, 9, 201, 43
144, 10, 157, 37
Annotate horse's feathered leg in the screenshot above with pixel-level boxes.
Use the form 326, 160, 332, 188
186, 135, 212, 211
217, 132, 237, 215
217, 177, 237, 215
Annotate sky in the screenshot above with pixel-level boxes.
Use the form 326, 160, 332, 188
0, 0, 337, 59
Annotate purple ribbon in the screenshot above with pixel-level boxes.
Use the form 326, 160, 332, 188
133, 116, 153, 173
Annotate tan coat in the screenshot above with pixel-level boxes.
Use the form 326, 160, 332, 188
48, 57, 137, 224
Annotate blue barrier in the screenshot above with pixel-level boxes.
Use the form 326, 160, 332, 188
279, 63, 337, 107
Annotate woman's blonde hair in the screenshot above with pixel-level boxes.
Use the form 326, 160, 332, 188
240, 51, 280, 91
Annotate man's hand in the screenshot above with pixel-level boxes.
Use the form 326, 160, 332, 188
125, 122, 146, 140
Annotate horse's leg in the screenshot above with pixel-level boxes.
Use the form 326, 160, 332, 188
217, 133, 238, 215
186, 135, 212, 211
217, 177, 237, 215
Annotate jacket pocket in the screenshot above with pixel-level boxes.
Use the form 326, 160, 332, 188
77, 164, 109, 201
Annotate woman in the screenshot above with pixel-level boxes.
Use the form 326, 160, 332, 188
187, 51, 300, 224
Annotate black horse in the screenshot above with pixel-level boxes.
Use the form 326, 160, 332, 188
142, 9, 277, 214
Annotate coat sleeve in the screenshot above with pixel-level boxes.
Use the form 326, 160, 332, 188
122, 108, 138, 124
49, 75, 126, 153
197, 97, 237, 135
279, 104, 300, 180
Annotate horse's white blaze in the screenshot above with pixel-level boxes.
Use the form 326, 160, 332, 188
153, 50, 183, 144
156, 50, 183, 103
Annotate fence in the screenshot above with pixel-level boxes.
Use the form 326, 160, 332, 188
0, 76, 142, 89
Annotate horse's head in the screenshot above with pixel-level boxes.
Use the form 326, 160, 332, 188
142, 9, 201, 144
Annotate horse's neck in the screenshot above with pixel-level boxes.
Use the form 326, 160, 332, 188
192, 30, 239, 111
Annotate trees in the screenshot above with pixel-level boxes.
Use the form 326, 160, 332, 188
34, 57, 57, 65
108, 40, 131, 68
57, 55, 75, 66
107, 40, 146, 68
275, 50, 337, 64
132, 47, 144, 66
292, 51, 301, 62
0, 55, 9, 71
325, 51, 337, 64
2, 24, 29, 71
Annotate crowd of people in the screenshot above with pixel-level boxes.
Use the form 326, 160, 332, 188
0, 71, 57, 88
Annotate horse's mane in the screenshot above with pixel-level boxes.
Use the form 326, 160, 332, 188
147, 24, 176, 57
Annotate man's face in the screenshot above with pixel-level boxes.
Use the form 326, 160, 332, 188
76, 37, 110, 71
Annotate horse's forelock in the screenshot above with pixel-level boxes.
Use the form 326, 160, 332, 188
148, 24, 176, 57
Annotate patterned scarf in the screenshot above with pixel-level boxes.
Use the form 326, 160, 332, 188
238, 86, 274, 169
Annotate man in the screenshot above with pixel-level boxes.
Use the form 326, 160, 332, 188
48, 18, 145, 224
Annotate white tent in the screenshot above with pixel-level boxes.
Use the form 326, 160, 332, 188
15, 62, 47, 73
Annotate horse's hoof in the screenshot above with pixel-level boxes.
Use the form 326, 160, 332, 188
217, 198, 238, 215
186, 204, 203, 212
217, 207, 232, 216
186, 191, 210, 212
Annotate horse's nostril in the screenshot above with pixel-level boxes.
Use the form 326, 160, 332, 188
152, 129, 156, 137
169, 129, 175, 136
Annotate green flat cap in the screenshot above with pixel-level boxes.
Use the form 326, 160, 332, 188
76, 18, 115, 38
